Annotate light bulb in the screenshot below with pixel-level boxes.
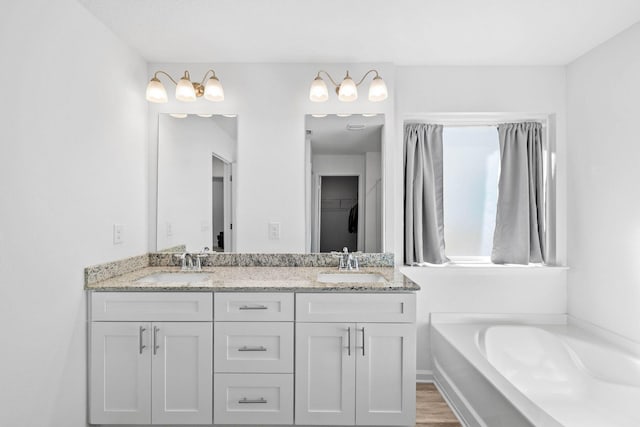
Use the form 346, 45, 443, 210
338, 73, 358, 102
368, 76, 388, 102
309, 76, 329, 102
176, 76, 197, 102
204, 76, 224, 102
146, 77, 168, 103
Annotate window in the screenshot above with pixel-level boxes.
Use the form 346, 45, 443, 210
442, 126, 500, 259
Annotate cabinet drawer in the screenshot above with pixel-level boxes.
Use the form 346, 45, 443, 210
214, 373, 293, 425
296, 293, 416, 323
90, 292, 213, 321
214, 293, 294, 321
214, 322, 293, 373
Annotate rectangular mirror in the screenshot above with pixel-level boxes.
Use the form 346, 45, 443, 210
156, 114, 237, 252
305, 114, 384, 253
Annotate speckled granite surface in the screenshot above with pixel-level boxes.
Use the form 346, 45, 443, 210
148, 252, 395, 268
85, 254, 149, 286
85, 266, 419, 292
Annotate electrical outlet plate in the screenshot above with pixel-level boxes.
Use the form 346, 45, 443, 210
113, 224, 123, 244
268, 222, 280, 240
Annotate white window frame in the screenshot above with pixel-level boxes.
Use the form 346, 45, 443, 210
403, 112, 558, 266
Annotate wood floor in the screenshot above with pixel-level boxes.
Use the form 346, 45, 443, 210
416, 383, 461, 427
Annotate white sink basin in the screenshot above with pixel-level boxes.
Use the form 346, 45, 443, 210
136, 272, 211, 284
316, 272, 387, 284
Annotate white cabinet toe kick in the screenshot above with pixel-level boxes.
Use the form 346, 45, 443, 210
88, 291, 416, 426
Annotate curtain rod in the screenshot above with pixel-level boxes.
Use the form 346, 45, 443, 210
405, 121, 546, 128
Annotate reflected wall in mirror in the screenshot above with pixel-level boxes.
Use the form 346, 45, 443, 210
157, 114, 237, 252
305, 114, 384, 253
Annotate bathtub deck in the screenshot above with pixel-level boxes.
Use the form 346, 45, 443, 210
416, 383, 461, 427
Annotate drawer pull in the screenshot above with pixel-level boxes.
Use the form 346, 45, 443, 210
139, 326, 146, 354
239, 397, 267, 404
238, 345, 267, 352
239, 305, 269, 310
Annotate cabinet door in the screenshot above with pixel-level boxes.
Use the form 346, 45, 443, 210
295, 323, 356, 425
355, 323, 416, 426
151, 322, 213, 425
90, 322, 151, 424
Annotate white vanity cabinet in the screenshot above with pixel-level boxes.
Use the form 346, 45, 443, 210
213, 292, 295, 425
295, 293, 416, 426
89, 292, 213, 425
88, 290, 416, 426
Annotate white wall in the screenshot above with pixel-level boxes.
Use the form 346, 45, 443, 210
567, 23, 640, 343
0, 1, 148, 426
395, 66, 569, 376
147, 63, 396, 253
156, 115, 234, 251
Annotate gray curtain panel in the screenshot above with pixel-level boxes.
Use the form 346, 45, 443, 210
404, 123, 449, 264
492, 122, 546, 264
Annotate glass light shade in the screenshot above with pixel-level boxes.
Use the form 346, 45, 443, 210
146, 78, 168, 103
368, 76, 388, 102
204, 77, 224, 102
197, 114, 213, 118
338, 76, 358, 102
169, 113, 188, 118
176, 77, 197, 102
309, 77, 329, 102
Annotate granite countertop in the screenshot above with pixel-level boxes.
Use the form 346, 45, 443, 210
85, 266, 419, 292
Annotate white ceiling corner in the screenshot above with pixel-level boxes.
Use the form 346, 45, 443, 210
79, 0, 640, 65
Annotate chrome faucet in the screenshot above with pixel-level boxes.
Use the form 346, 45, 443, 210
174, 252, 203, 271
332, 247, 359, 271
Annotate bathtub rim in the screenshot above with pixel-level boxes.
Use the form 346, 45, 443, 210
431, 313, 640, 427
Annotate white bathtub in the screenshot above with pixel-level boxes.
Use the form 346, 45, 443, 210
431, 315, 640, 427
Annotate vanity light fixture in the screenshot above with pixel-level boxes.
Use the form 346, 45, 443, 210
336, 113, 352, 117
309, 69, 388, 103
197, 114, 213, 118
222, 114, 237, 118
146, 69, 225, 103
169, 113, 188, 118
311, 114, 328, 118
362, 113, 377, 117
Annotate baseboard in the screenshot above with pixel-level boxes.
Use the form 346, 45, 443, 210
416, 369, 433, 382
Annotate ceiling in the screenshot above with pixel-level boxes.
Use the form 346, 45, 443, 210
80, 0, 640, 65
307, 115, 383, 155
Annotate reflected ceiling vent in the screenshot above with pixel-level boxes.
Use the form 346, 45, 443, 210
346, 124, 366, 131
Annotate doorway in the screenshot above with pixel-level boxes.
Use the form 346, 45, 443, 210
319, 175, 359, 252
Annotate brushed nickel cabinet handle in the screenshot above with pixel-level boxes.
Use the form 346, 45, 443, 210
347, 327, 351, 356
238, 345, 267, 352
238, 305, 268, 310
153, 326, 159, 355
238, 397, 267, 404
139, 326, 146, 354
361, 327, 366, 356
